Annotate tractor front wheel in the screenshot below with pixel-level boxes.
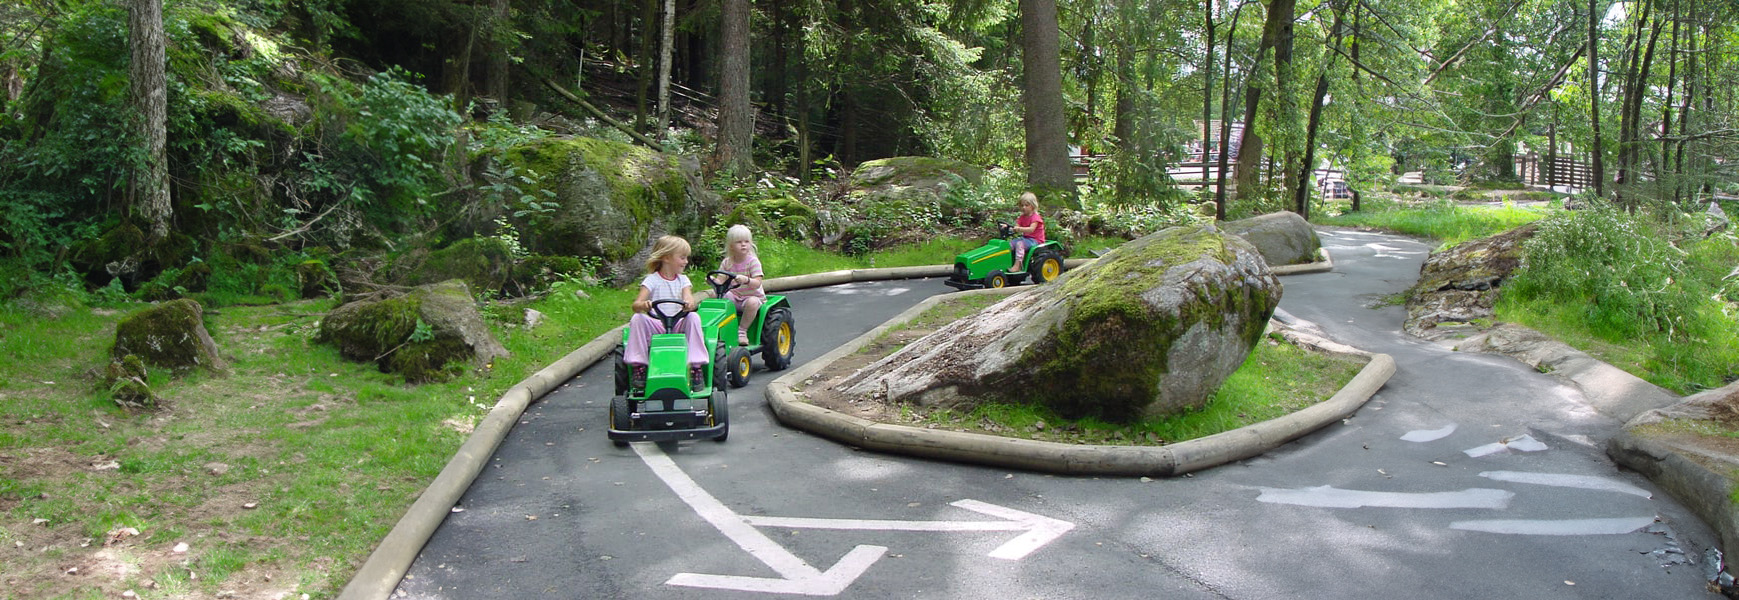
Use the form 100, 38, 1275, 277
726, 346, 753, 388
610, 394, 632, 447
985, 271, 1008, 289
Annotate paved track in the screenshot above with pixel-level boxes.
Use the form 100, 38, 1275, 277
396, 230, 1721, 599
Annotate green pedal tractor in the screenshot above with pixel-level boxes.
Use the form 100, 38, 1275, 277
608, 270, 795, 446
944, 222, 1066, 290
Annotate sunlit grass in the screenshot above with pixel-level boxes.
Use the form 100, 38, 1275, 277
1318, 198, 1552, 249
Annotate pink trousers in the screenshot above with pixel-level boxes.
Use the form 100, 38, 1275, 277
623, 312, 709, 366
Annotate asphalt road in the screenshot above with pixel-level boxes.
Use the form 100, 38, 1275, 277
396, 230, 1722, 599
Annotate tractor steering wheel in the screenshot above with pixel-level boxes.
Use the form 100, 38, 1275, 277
705, 270, 744, 298
997, 222, 1015, 238
647, 299, 692, 331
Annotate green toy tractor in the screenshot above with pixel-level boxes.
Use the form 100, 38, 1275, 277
944, 222, 1066, 290
607, 270, 795, 446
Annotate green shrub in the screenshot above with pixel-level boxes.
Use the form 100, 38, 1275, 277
1506, 206, 1710, 340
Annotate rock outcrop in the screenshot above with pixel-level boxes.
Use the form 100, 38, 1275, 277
832, 224, 1281, 421
1403, 223, 1537, 340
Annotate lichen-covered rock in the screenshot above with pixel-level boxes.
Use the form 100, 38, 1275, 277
724, 197, 819, 241
1403, 223, 1537, 340
112, 298, 226, 374
317, 280, 508, 382
296, 260, 338, 299
496, 137, 722, 286
834, 224, 1281, 421
1220, 211, 1321, 266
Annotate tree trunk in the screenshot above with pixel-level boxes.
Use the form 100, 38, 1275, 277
1202, 0, 1216, 186
1213, 1, 1249, 221
485, 0, 510, 104
657, 0, 675, 141
129, 0, 170, 244
715, 0, 754, 176
1236, 0, 1296, 206
1019, 0, 1076, 201
637, 0, 656, 130
1294, 3, 1345, 221
1588, 0, 1606, 198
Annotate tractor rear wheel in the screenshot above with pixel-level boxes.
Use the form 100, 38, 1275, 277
1029, 251, 1063, 284
761, 308, 796, 371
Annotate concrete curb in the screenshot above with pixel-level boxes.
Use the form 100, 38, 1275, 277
765, 285, 1391, 477
1608, 430, 1739, 560
337, 251, 1337, 598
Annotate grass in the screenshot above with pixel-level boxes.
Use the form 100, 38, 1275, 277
855, 295, 1368, 446
1318, 196, 1552, 249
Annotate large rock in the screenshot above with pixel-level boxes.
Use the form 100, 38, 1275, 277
112, 298, 226, 373
831, 157, 986, 251
845, 156, 984, 204
1403, 223, 1537, 340
834, 224, 1281, 421
497, 137, 722, 285
318, 280, 508, 382
1220, 211, 1321, 266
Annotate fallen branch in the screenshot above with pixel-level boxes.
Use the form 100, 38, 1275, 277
538, 75, 663, 149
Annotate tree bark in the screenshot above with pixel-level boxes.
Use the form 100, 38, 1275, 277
1588, 0, 1606, 198
1202, 0, 1217, 186
1019, 0, 1076, 201
715, 0, 754, 176
1295, 2, 1345, 220
1213, 1, 1249, 221
485, 0, 510, 104
129, 0, 170, 244
656, 0, 675, 141
1235, 0, 1296, 205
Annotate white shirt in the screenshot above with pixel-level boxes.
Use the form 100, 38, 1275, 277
641, 272, 692, 317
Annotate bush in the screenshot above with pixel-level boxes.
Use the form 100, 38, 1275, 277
1506, 206, 1711, 340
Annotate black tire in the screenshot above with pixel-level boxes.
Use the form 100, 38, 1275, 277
712, 344, 729, 391
761, 308, 796, 371
726, 346, 753, 388
710, 390, 729, 442
985, 271, 1008, 289
1029, 251, 1064, 284
611, 345, 628, 395
610, 394, 632, 447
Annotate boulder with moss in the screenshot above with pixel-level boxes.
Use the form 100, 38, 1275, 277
317, 279, 508, 382
832, 224, 1281, 421
495, 137, 722, 285
1220, 211, 1321, 266
1403, 223, 1536, 340
112, 298, 227, 374
104, 354, 156, 408
844, 156, 984, 205
296, 260, 338, 299
723, 197, 819, 240
406, 237, 516, 297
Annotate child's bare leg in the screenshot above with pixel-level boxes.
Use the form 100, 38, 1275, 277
738, 296, 764, 344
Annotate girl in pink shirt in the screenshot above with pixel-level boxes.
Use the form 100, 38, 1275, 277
717, 225, 765, 346
1010, 192, 1046, 269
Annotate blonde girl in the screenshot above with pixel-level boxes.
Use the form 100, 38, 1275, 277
716, 224, 765, 345
625, 235, 709, 390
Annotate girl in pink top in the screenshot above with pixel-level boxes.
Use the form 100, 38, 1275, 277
1010, 192, 1046, 269
717, 225, 765, 346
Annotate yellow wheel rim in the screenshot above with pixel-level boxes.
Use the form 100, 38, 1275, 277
1041, 258, 1062, 281
736, 355, 752, 379
776, 323, 793, 355
988, 275, 1006, 288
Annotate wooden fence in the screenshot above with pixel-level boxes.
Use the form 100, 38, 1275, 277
1514, 153, 1594, 191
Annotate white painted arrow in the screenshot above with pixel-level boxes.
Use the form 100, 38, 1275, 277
632, 442, 1074, 595
743, 499, 1074, 560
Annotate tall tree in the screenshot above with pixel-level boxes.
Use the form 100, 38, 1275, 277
1020, 0, 1076, 202
128, 0, 169, 244
1588, 0, 1606, 198
1234, 0, 1296, 206
715, 0, 753, 175
656, 0, 674, 141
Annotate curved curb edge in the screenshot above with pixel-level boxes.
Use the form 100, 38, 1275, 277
1607, 431, 1739, 558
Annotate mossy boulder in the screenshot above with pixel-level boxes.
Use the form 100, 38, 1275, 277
507, 255, 588, 295
317, 280, 508, 382
496, 137, 722, 285
104, 354, 156, 408
407, 237, 516, 297
845, 156, 984, 205
834, 224, 1281, 421
111, 298, 227, 374
1403, 223, 1537, 340
723, 197, 819, 240
1220, 211, 1321, 266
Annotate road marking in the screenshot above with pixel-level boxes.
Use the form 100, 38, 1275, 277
1256, 486, 1514, 509
1464, 434, 1549, 457
633, 443, 1073, 595
1478, 471, 1653, 498
1400, 424, 1457, 442
1450, 517, 1657, 535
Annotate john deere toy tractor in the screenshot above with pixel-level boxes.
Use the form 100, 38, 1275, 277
944, 223, 1066, 290
607, 271, 795, 446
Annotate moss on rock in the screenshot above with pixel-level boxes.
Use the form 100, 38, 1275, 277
410, 237, 516, 296
112, 298, 227, 374
317, 280, 507, 382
